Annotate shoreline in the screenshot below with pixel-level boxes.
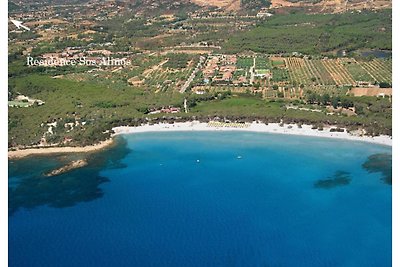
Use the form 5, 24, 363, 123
112, 121, 392, 147
8, 121, 392, 159
8, 139, 114, 160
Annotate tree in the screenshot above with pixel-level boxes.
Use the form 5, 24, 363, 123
341, 97, 354, 108
355, 103, 365, 115
379, 82, 391, 88
332, 96, 340, 108
321, 94, 330, 105
306, 92, 318, 104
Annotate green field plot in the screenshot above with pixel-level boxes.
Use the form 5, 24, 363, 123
255, 57, 270, 69
321, 59, 355, 86
285, 57, 313, 86
357, 59, 392, 84
271, 68, 289, 82
236, 57, 254, 69
271, 58, 285, 67
342, 60, 374, 83
308, 60, 336, 85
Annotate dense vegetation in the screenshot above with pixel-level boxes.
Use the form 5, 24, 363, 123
224, 10, 392, 54
8, 74, 184, 147
8, 70, 392, 148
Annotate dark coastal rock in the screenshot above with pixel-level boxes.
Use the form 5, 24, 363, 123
44, 159, 88, 177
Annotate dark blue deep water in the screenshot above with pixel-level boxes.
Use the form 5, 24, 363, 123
9, 132, 392, 267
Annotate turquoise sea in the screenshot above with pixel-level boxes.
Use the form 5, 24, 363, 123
9, 132, 392, 267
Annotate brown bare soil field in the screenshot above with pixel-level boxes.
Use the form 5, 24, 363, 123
349, 87, 392, 97
271, 0, 301, 8
191, 0, 241, 11
82, 30, 97, 35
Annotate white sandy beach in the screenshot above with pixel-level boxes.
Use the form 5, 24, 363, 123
8, 139, 114, 159
112, 121, 392, 146
8, 121, 391, 159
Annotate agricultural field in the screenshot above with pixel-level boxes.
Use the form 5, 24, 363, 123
271, 68, 289, 83
280, 87, 303, 99
132, 54, 199, 92
304, 59, 335, 86
285, 57, 314, 86
356, 59, 392, 84
284, 57, 337, 86
236, 57, 254, 69
320, 59, 355, 86
143, 63, 196, 92
281, 57, 386, 87
255, 56, 269, 69
199, 55, 392, 93
341, 58, 375, 83
270, 57, 286, 68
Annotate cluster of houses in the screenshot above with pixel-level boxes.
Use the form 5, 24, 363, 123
200, 54, 274, 87
202, 55, 239, 85
202, 56, 219, 80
